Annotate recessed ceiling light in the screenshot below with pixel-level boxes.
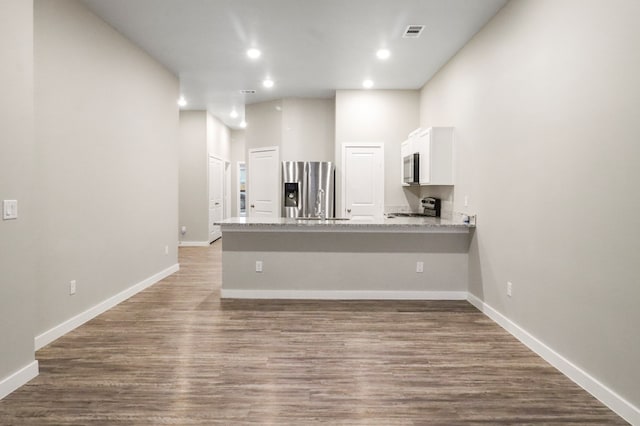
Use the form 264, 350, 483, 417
362, 79, 374, 89
376, 49, 390, 60
262, 78, 274, 88
230, 110, 238, 119
239, 121, 248, 128
177, 96, 187, 107
247, 48, 261, 59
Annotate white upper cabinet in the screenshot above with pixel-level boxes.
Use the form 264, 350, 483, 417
402, 127, 454, 186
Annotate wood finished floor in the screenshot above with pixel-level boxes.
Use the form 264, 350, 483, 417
0, 242, 627, 425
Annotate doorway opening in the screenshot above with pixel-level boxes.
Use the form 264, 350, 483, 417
238, 162, 246, 217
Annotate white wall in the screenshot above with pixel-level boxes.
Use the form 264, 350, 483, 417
281, 98, 335, 162
179, 111, 231, 241
222, 231, 470, 295
420, 0, 640, 412
35, 0, 179, 335
207, 112, 231, 162
179, 111, 208, 242
0, 0, 37, 388
334, 90, 420, 214
245, 100, 283, 152
245, 98, 335, 158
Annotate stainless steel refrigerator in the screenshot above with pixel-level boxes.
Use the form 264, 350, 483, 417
282, 161, 335, 218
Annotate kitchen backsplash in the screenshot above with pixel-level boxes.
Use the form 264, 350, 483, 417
385, 200, 454, 218
389, 185, 456, 218
384, 205, 414, 214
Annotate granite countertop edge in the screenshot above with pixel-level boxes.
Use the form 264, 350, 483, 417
216, 217, 475, 232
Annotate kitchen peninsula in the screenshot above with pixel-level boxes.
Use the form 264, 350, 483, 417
218, 216, 475, 300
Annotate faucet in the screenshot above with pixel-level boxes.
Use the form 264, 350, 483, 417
315, 188, 326, 219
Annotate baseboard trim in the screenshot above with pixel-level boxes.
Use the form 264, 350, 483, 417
178, 241, 210, 247
0, 360, 38, 400
221, 289, 468, 300
35, 263, 180, 351
467, 293, 639, 425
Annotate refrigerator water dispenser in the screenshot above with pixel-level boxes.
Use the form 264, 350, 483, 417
284, 182, 299, 207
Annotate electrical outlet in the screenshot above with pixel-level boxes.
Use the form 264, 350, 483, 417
181, 226, 187, 235
507, 281, 513, 297
69, 280, 76, 295
416, 261, 424, 273
255, 261, 263, 273
3, 200, 18, 220
165, 245, 169, 255
464, 195, 469, 207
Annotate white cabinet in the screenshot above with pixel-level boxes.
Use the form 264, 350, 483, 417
402, 127, 454, 186
400, 138, 412, 159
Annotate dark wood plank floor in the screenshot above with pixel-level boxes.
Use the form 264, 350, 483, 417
0, 242, 627, 425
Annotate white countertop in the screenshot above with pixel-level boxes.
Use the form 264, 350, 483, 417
217, 216, 474, 234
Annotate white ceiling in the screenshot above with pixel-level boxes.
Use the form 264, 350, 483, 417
82, 0, 507, 129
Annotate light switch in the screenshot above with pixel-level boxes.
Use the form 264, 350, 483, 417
3, 200, 18, 220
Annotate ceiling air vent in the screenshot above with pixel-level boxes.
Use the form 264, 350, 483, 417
240, 89, 256, 94
403, 25, 425, 38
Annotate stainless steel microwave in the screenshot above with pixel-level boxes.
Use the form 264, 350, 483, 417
403, 153, 420, 184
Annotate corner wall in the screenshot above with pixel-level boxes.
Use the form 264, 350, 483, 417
0, 0, 38, 396
244, 98, 336, 217
207, 112, 231, 162
179, 111, 208, 243
420, 0, 640, 415
34, 0, 179, 337
281, 98, 335, 162
245, 97, 335, 161
179, 111, 231, 243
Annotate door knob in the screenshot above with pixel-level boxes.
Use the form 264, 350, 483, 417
347, 209, 351, 213
250, 204, 255, 208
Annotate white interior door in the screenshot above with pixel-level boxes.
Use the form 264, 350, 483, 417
209, 156, 223, 242
248, 147, 279, 217
342, 143, 384, 220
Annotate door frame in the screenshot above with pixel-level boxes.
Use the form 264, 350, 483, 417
237, 161, 246, 217
224, 160, 231, 219
341, 142, 385, 218
208, 154, 224, 242
247, 146, 280, 217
